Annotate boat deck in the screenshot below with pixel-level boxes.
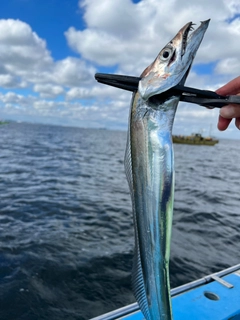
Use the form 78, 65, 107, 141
91, 264, 240, 320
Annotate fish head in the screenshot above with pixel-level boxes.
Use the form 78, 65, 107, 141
139, 20, 210, 100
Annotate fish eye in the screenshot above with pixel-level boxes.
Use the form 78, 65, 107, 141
160, 48, 172, 61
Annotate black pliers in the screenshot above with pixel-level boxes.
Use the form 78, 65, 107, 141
95, 73, 240, 108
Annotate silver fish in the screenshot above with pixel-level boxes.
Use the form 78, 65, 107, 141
124, 20, 210, 320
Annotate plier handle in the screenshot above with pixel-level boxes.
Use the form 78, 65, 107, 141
95, 73, 240, 108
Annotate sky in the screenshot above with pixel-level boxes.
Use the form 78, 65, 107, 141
0, 0, 240, 139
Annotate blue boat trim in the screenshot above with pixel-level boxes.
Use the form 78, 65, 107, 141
90, 264, 240, 320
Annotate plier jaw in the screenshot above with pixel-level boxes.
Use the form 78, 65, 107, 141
95, 73, 141, 93
95, 73, 240, 108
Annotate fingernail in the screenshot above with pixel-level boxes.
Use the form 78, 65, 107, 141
220, 105, 235, 118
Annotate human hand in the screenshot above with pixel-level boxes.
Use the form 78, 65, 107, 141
216, 76, 240, 131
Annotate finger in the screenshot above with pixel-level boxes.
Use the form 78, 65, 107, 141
217, 115, 232, 131
216, 76, 240, 96
220, 104, 240, 119
235, 117, 240, 130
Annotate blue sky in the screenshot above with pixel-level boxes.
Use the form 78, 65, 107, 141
0, 0, 240, 139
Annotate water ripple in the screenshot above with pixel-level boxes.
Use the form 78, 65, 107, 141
0, 123, 239, 319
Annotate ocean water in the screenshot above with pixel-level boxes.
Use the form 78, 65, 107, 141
0, 122, 239, 320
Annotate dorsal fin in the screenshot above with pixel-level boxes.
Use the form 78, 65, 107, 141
124, 130, 133, 195
124, 127, 151, 320
132, 241, 151, 320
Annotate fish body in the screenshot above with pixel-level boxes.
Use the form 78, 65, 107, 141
125, 20, 209, 320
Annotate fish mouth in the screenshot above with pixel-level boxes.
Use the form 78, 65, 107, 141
178, 20, 210, 84
168, 49, 176, 66
181, 22, 195, 57
139, 19, 210, 101
167, 22, 193, 67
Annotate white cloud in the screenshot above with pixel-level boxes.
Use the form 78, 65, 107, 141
66, 86, 93, 100
81, 0, 140, 38
52, 57, 96, 87
0, 74, 27, 88
0, 19, 95, 91
0, 19, 52, 76
215, 57, 240, 75
0, 91, 35, 106
66, 82, 131, 101
64, 0, 240, 76
33, 84, 65, 98
224, 0, 240, 16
